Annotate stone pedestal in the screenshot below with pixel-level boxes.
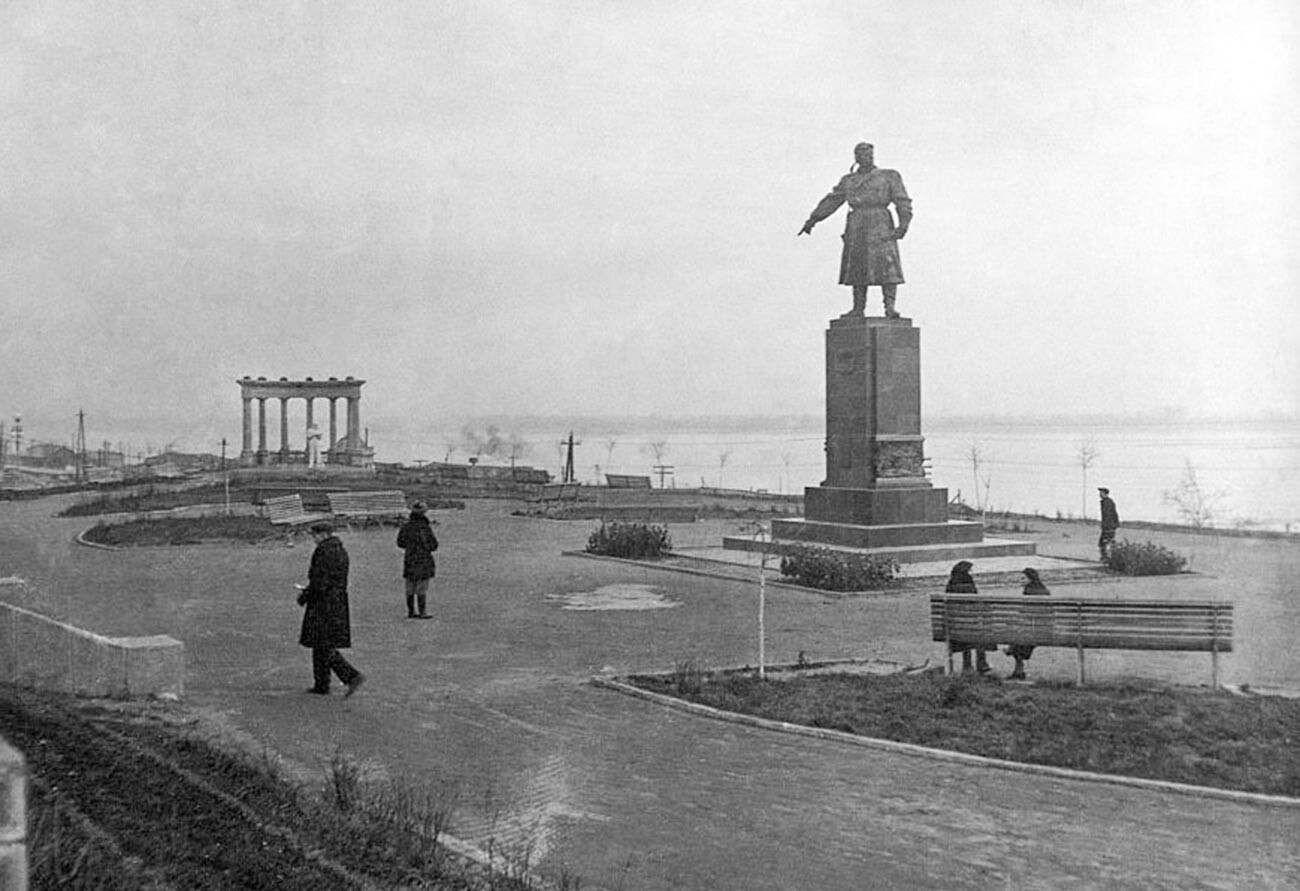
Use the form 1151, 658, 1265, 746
727, 313, 1034, 563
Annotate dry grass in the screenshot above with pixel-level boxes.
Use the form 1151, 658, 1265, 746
628, 669, 1300, 797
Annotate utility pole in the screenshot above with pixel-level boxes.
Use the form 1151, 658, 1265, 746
652, 464, 675, 488
11, 416, 22, 467
74, 409, 87, 483
559, 431, 581, 483
221, 438, 231, 516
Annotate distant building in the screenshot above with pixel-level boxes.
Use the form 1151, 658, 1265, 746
23, 443, 77, 469
94, 445, 126, 468
143, 451, 221, 473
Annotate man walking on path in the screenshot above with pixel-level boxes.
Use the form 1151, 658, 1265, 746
298, 522, 366, 696
396, 501, 438, 619
1098, 487, 1120, 561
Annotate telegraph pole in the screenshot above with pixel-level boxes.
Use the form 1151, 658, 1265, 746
559, 431, 581, 483
221, 438, 231, 515
652, 464, 674, 488
74, 409, 87, 482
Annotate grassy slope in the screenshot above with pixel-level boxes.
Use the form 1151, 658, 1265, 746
629, 670, 1300, 797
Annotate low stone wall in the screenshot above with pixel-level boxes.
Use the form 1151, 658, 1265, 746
0, 736, 25, 891
0, 601, 183, 700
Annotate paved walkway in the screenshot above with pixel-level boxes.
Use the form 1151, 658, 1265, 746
2, 496, 1299, 889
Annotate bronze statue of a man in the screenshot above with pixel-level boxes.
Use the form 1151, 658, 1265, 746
799, 142, 913, 318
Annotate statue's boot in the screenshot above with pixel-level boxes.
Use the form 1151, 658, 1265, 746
883, 289, 901, 319
841, 287, 867, 318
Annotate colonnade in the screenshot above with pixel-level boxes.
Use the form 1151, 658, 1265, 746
236, 376, 368, 467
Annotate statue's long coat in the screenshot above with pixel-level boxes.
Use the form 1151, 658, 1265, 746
298, 535, 352, 649
807, 166, 913, 286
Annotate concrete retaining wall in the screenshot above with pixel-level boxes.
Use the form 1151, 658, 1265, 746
0, 601, 183, 700
0, 736, 26, 891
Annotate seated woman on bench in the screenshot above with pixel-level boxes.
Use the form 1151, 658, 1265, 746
1005, 567, 1051, 679
945, 561, 992, 674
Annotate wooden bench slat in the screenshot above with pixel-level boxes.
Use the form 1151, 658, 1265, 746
929, 595, 1235, 678
606, 474, 652, 489
326, 490, 409, 524
263, 494, 332, 527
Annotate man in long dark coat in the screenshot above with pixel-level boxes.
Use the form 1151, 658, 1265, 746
1098, 487, 1120, 561
298, 522, 365, 696
396, 501, 439, 619
799, 142, 913, 319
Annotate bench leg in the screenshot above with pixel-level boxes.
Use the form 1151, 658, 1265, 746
1076, 643, 1086, 686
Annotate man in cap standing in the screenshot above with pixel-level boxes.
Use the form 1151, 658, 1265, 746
799, 142, 913, 319
1098, 487, 1120, 561
298, 522, 366, 696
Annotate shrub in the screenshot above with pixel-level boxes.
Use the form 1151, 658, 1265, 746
1106, 539, 1187, 575
778, 545, 900, 591
585, 521, 672, 558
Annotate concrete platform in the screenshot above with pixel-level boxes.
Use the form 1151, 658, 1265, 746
685, 544, 1104, 587
723, 531, 1038, 565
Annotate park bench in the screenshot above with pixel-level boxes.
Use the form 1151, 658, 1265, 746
327, 490, 410, 527
606, 474, 652, 489
536, 482, 582, 504
528, 482, 583, 513
930, 595, 1234, 686
262, 494, 332, 528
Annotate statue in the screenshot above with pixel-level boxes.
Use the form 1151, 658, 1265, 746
799, 142, 913, 319
305, 424, 322, 468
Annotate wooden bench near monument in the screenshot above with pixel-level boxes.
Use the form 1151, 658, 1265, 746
930, 594, 1234, 687
261, 494, 332, 528
326, 490, 410, 527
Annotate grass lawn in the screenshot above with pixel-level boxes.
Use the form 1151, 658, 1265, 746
627, 668, 1300, 797
83, 514, 280, 546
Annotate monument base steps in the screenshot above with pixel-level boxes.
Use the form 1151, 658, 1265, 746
723, 532, 1037, 565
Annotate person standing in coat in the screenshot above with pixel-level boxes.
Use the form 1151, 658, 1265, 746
298, 522, 365, 696
396, 501, 438, 619
1005, 567, 1051, 680
944, 560, 991, 674
1098, 487, 1120, 561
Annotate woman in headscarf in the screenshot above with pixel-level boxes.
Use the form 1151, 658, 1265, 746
396, 501, 439, 619
945, 560, 991, 674
1006, 567, 1050, 679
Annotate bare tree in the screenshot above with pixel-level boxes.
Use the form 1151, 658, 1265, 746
1164, 459, 1225, 528
505, 432, 530, 468
780, 451, 793, 495
605, 438, 618, 471
642, 440, 671, 487
967, 440, 992, 517
1074, 439, 1101, 519
717, 448, 733, 488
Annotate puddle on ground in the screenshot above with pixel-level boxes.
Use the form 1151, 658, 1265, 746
546, 583, 680, 611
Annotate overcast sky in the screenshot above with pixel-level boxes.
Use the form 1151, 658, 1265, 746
2, 0, 1297, 450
